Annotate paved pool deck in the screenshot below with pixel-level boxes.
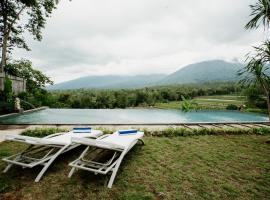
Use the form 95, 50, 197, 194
0, 128, 25, 142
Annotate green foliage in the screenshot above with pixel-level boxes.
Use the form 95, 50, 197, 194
239, 42, 270, 118
48, 82, 242, 109
226, 104, 238, 110
181, 95, 198, 112
245, 0, 270, 30
0, 77, 14, 114
22, 127, 68, 138
0, 0, 58, 54
20, 126, 270, 139
3, 77, 13, 102
3, 60, 54, 110
144, 127, 270, 137
5, 59, 53, 92
244, 1, 270, 119
242, 86, 267, 109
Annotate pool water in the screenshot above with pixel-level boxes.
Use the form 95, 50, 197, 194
0, 109, 268, 124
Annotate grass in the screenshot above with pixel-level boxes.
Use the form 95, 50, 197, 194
154, 95, 268, 113
0, 130, 270, 199
154, 95, 245, 110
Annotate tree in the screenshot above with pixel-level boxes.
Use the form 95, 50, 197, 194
5, 59, 53, 93
1, 59, 54, 108
0, 0, 59, 73
239, 44, 270, 119
180, 95, 198, 112
243, 0, 270, 120
245, 0, 270, 30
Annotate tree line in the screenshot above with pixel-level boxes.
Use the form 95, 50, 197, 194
45, 82, 241, 109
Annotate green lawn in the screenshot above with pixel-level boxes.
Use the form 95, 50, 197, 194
1, 134, 270, 199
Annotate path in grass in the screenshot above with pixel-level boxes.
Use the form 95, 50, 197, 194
0, 135, 270, 200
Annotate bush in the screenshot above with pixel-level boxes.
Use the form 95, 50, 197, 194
143, 127, 270, 137
226, 104, 238, 110
21, 126, 270, 139
3, 77, 13, 102
0, 101, 14, 114
22, 127, 68, 138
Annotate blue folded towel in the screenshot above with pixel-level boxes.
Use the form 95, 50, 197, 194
73, 127, 91, 133
118, 129, 138, 135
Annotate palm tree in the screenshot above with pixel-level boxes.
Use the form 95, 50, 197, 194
239, 42, 270, 120
245, 0, 270, 30
242, 0, 270, 121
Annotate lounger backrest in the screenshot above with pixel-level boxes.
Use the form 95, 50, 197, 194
47, 130, 103, 145
71, 131, 144, 150
101, 131, 144, 149
71, 137, 125, 150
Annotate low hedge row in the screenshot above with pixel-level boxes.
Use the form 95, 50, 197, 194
21, 126, 270, 138
22, 127, 68, 138
142, 127, 270, 137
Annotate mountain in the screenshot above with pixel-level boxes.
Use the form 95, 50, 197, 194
47, 74, 166, 90
47, 60, 244, 90
159, 60, 244, 85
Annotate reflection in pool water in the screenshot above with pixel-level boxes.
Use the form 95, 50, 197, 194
0, 109, 268, 124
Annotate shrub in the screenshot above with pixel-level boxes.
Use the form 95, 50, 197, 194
22, 127, 68, 138
226, 104, 238, 110
0, 101, 15, 114
143, 127, 270, 137
21, 126, 270, 139
3, 77, 13, 103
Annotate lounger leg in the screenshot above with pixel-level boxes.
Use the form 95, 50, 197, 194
3, 153, 24, 173
107, 139, 143, 188
3, 163, 13, 173
139, 139, 145, 145
35, 144, 70, 182
68, 146, 90, 178
68, 166, 77, 178
107, 150, 127, 188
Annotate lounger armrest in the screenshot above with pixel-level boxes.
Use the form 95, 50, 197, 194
71, 137, 125, 150
5, 134, 43, 145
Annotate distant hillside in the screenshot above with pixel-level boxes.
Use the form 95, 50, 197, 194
159, 60, 244, 85
47, 74, 166, 90
47, 60, 244, 90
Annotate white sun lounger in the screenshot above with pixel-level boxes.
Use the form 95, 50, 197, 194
2, 129, 103, 182
68, 130, 144, 188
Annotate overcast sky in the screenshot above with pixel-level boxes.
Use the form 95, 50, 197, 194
14, 0, 268, 83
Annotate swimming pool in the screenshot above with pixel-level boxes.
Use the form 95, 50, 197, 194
0, 109, 268, 124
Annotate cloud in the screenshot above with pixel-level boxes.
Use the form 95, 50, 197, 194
13, 0, 266, 83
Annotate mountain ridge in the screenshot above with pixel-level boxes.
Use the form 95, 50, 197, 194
47, 74, 166, 90
47, 60, 244, 90
159, 60, 243, 85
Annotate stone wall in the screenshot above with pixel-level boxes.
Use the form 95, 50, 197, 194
0, 73, 26, 94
